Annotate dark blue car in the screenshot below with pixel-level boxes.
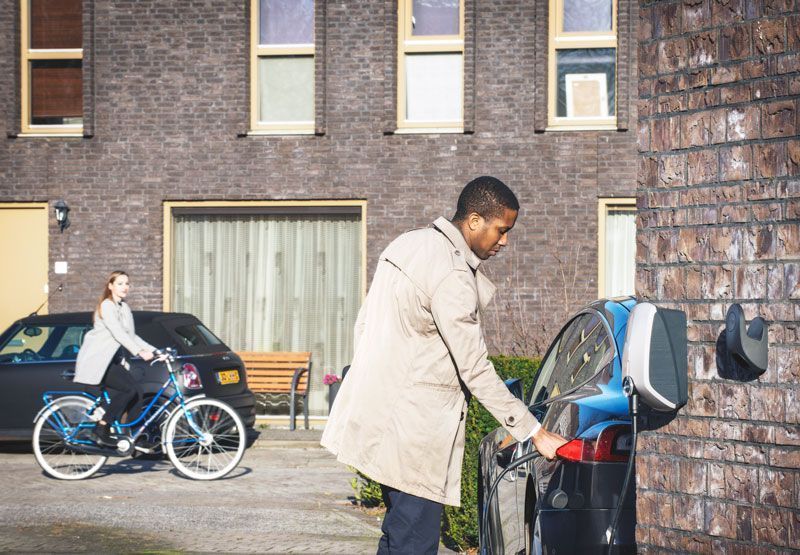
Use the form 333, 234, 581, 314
478, 298, 637, 554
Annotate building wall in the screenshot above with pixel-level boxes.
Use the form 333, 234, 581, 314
0, 0, 638, 355
636, 0, 799, 550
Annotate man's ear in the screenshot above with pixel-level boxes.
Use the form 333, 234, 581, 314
467, 212, 483, 231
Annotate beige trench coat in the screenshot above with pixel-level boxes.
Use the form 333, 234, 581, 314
321, 217, 539, 506
73, 299, 155, 385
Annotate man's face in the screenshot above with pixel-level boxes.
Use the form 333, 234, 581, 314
468, 208, 518, 260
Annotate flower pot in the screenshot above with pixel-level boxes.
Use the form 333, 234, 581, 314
328, 382, 341, 413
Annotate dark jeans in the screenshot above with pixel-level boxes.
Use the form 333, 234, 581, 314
377, 484, 443, 555
101, 363, 142, 426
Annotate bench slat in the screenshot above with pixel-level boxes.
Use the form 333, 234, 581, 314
237, 351, 312, 395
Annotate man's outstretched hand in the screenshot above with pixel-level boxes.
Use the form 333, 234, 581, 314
532, 428, 568, 460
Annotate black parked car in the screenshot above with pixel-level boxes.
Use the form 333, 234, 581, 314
0, 311, 257, 443
478, 298, 638, 554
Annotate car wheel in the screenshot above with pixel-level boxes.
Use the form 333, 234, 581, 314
526, 510, 543, 555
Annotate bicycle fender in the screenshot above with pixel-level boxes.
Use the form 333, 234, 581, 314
32, 395, 92, 423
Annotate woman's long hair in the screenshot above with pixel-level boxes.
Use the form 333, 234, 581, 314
95, 271, 128, 322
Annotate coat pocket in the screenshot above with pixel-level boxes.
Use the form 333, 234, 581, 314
386, 384, 463, 498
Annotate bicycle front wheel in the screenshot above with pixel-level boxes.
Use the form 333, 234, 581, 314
32, 396, 108, 480
164, 398, 245, 480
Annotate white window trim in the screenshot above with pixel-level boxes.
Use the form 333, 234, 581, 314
597, 197, 636, 298
548, 0, 618, 129
20, 4, 84, 135
397, 0, 465, 132
249, 0, 315, 134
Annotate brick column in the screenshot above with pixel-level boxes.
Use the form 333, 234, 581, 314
636, 0, 799, 551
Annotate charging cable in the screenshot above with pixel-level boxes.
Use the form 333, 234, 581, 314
481, 386, 639, 555
606, 379, 639, 555
480, 448, 541, 555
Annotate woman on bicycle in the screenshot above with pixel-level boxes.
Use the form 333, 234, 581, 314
74, 271, 157, 447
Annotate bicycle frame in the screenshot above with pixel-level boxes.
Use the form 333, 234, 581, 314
38, 352, 209, 448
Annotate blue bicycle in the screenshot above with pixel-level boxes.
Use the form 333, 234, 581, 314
32, 348, 246, 480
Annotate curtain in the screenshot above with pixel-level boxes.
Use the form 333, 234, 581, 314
171, 213, 361, 416
604, 208, 635, 297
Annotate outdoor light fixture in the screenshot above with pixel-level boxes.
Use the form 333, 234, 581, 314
54, 200, 70, 233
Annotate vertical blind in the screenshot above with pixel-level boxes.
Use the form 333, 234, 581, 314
171, 213, 361, 416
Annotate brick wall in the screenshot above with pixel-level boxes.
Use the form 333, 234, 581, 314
0, 1, 639, 355
636, 0, 799, 551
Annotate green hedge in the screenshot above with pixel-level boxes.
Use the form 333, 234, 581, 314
442, 356, 541, 551
348, 356, 540, 551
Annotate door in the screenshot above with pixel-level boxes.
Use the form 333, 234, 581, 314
0, 204, 48, 331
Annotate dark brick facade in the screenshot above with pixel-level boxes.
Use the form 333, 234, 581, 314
0, 0, 638, 355
637, 0, 799, 551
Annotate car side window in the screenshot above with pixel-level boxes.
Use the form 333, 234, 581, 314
0, 326, 54, 362
51, 326, 92, 359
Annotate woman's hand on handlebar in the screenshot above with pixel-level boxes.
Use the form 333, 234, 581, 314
138, 349, 155, 361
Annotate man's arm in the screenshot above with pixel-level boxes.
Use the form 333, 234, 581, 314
431, 271, 544, 444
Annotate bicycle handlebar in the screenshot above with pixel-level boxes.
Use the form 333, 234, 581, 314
151, 347, 177, 365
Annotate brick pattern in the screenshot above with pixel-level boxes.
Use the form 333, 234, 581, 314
1, 1, 637, 395
636, 0, 800, 551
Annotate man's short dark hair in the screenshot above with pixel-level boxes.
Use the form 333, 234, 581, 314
452, 176, 519, 222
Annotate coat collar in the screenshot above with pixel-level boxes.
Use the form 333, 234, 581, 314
432, 216, 482, 271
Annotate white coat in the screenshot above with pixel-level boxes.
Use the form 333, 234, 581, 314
73, 299, 155, 385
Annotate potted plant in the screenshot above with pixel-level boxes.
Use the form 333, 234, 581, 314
323, 372, 342, 412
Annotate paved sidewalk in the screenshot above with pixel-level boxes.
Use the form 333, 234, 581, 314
0, 432, 459, 553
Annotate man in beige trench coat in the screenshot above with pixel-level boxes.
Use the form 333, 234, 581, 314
321, 176, 566, 554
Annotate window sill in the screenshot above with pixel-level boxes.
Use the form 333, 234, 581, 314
545, 124, 618, 132
12, 132, 86, 138
246, 129, 315, 136
393, 127, 465, 135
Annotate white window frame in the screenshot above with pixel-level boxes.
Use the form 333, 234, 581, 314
548, 0, 617, 130
597, 197, 636, 298
249, 0, 315, 135
397, 0, 465, 133
20, 0, 84, 136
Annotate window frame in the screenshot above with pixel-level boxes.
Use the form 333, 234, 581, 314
249, 0, 315, 135
396, 0, 465, 133
547, 0, 618, 130
20, 0, 84, 136
597, 197, 636, 298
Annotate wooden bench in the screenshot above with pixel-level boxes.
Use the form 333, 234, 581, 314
237, 351, 312, 430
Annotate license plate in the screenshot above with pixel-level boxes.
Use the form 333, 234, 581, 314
216, 369, 240, 385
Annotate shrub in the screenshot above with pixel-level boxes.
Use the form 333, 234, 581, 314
349, 468, 384, 507
441, 356, 540, 551
347, 356, 540, 551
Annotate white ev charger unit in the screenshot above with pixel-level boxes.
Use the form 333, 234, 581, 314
621, 302, 688, 411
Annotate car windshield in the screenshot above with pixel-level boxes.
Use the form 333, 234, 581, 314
0, 324, 92, 363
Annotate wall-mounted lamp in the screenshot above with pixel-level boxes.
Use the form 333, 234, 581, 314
54, 200, 70, 233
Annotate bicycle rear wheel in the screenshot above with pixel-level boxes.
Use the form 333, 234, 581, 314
164, 398, 245, 480
32, 396, 107, 480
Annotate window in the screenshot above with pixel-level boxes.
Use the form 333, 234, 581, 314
598, 198, 636, 297
0, 324, 90, 362
548, 0, 617, 129
164, 201, 366, 417
21, 0, 84, 135
528, 312, 614, 420
250, 0, 315, 134
397, 0, 464, 132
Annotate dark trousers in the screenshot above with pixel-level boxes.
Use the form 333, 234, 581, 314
101, 363, 142, 426
377, 485, 443, 555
